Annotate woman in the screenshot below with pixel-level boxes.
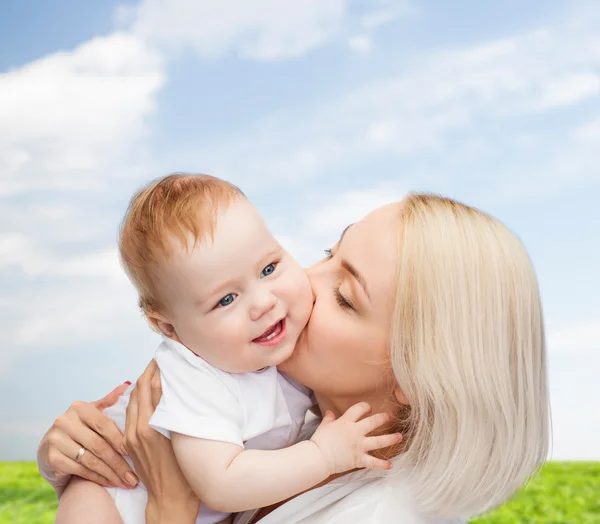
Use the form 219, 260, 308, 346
38, 193, 550, 522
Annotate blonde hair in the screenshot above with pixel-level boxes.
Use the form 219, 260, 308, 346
119, 173, 244, 313
390, 193, 550, 518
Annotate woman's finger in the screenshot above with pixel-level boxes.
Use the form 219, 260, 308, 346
60, 455, 114, 488
136, 360, 157, 424
64, 439, 126, 488
75, 402, 128, 457
93, 382, 131, 411
49, 424, 130, 488
125, 386, 139, 449
357, 411, 392, 434
362, 433, 402, 452
150, 367, 162, 409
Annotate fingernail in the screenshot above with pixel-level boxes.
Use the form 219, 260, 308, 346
387, 462, 393, 470
124, 381, 132, 386
125, 472, 138, 488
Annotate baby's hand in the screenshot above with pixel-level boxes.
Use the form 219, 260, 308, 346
310, 402, 402, 475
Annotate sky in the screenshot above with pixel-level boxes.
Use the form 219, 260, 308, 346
0, 0, 599, 461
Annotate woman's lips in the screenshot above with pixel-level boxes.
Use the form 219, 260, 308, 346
253, 318, 287, 347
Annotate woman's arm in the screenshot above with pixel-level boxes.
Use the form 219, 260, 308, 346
37, 382, 138, 496
124, 360, 201, 524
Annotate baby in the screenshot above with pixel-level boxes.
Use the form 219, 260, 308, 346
99, 174, 399, 523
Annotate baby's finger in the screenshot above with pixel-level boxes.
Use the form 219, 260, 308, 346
360, 454, 393, 471
363, 433, 402, 452
321, 410, 336, 424
341, 402, 372, 422
357, 411, 392, 434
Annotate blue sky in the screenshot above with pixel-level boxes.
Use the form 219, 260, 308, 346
1, 0, 599, 461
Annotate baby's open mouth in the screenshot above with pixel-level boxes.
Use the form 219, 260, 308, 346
253, 318, 285, 344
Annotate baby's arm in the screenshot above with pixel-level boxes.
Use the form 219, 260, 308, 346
171, 402, 401, 513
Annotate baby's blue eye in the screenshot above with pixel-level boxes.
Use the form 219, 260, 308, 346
218, 294, 237, 307
261, 263, 276, 277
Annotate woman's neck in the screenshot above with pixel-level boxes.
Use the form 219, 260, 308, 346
314, 390, 395, 421
313, 389, 405, 461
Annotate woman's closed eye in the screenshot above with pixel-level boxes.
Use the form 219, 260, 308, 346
324, 248, 355, 311
335, 286, 355, 311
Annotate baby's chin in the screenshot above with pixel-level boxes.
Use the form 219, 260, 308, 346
271, 337, 301, 370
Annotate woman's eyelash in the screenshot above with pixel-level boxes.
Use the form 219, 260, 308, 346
335, 287, 354, 310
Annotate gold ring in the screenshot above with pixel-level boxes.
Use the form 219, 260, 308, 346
75, 447, 86, 463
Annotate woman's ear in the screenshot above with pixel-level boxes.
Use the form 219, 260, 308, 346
146, 311, 179, 340
393, 385, 410, 406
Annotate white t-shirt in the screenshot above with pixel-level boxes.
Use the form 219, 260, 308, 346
149, 337, 313, 451
101, 337, 314, 524
234, 465, 467, 524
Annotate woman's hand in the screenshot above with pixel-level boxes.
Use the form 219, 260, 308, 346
37, 382, 138, 496
124, 360, 200, 524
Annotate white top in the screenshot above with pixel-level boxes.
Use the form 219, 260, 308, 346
149, 337, 313, 450
233, 419, 467, 524
234, 465, 466, 524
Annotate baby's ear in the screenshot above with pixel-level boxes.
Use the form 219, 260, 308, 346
146, 311, 177, 338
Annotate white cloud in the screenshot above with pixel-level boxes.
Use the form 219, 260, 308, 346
548, 318, 600, 354
0, 233, 124, 280
572, 117, 600, 142
0, 32, 164, 196
534, 73, 600, 110
348, 35, 373, 55
0, 273, 145, 375
131, 0, 346, 60
269, 182, 409, 266
366, 121, 397, 145
2, 0, 600, 463
172, 5, 600, 196
361, 9, 401, 29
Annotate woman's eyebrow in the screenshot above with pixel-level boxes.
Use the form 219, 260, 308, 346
341, 259, 370, 301
337, 224, 370, 301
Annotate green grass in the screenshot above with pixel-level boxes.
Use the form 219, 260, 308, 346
1, 462, 599, 523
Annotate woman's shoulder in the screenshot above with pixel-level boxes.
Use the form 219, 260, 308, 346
239, 466, 466, 524
322, 473, 462, 524
336, 474, 465, 524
